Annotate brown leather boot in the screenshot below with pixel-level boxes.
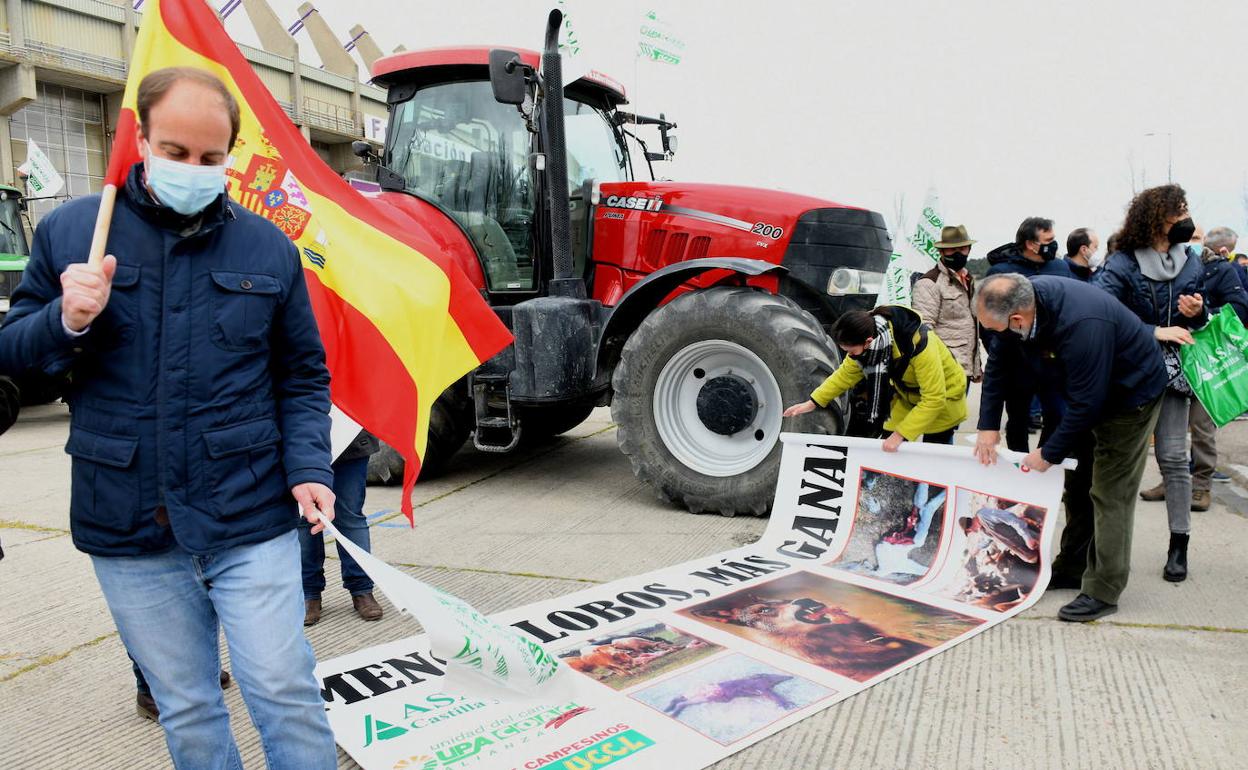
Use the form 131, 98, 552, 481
136, 691, 159, 721
1191, 489, 1211, 511
137, 670, 232, 721
304, 598, 322, 627
1139, 483, 1165, 501
352, 592, 383, 621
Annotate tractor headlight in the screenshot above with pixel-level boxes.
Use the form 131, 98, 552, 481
826, 268, 886, 296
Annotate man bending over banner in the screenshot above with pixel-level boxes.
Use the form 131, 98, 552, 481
0, 68, 338, 768
972, 274, 1165, 622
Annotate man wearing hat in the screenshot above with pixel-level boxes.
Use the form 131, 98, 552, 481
912, 225, 982, 385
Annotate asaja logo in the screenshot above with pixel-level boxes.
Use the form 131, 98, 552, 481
363, 694, 490, 747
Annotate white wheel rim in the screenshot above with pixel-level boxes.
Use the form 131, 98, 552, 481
652, 339, 783, 477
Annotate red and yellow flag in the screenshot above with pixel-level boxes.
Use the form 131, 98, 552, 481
106, 0, 511, 523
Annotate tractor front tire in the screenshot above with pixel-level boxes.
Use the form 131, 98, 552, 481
612, 287, 843, 516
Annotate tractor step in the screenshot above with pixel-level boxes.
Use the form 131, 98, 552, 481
472, 373, 521, 453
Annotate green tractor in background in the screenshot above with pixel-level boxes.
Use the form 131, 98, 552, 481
0, 184, 28, 317
0, 185, 44, 433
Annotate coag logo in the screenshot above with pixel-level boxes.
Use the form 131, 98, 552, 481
545, 706, 592, 730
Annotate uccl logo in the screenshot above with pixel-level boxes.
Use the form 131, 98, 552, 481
559, 729, 654, 769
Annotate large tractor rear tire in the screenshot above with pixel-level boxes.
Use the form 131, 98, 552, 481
612, 287, 844, 516
367, 380, 474, 485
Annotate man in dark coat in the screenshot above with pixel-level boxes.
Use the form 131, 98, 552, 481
983, 217, 1073, 454
0, 68, 337, 768
974, 274, 1166, 622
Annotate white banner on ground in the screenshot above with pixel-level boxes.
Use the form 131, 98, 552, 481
18, 140, 65, 199
317, 435, 1064, 770
878, 189, 943, 308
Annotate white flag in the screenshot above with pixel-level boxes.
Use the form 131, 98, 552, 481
877, 188, 943, 308
316, 512, 571, 698
18, 141, 65, 199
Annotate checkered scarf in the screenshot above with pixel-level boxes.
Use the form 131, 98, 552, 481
853, 314, 893, 429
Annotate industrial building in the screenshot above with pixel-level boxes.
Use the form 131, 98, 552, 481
0, 0, 390, 222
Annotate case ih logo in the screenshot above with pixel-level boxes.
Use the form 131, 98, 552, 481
603, 194, 663, 212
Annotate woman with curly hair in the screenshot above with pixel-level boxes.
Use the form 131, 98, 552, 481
1094, 184, 1247, 582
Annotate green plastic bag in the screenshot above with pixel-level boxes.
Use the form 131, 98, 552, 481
1181, 305, 1248, 426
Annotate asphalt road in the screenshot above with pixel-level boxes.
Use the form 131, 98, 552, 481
1, 401, 1245, 769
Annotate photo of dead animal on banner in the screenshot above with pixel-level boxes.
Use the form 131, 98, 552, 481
557, 622, 721, 691
827, 469, 949, 584
923, 489, 1046, 612
630, 653, 834, 745
679, 571, 982, 682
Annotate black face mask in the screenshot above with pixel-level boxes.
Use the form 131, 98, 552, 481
1037, 241, 1059, 261
941, 252, 969, 271
1168, 217, 1196, 246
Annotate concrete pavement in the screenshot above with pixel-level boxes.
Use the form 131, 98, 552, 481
1, 401, 1245, 769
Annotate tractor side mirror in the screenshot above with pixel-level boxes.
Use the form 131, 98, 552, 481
659, 112, 677, 157
351, 140, 378, 164
489, 49, 529, 106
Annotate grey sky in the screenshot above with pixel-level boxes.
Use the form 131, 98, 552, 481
227, 0, 1248, 256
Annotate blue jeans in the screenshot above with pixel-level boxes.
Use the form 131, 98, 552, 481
298, 456, 373, 598
92, 530, 336, 770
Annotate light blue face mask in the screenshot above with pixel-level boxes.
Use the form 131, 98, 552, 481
145, 152, 226, 216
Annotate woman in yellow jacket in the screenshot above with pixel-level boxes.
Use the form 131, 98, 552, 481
784, 306, 967, 451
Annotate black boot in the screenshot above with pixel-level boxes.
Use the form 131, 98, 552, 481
1164, 532, 1189, 582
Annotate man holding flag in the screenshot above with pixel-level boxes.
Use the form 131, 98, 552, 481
0, 66, 339, 767
1, 0, 510, 762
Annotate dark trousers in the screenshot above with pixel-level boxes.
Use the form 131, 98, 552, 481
1189, 399, 1217, 492
1051, 432, 1096, 582
298, 456, 374, 599
1083, 396, 1164, 604
1005, 387, 1061, 452
922, 427, 956, 444
1005, 389, 1035, 452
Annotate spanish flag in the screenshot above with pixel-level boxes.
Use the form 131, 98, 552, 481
105, 0, 512, 523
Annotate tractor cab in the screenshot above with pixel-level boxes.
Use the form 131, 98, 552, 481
0, 186, 31, 318
370, 47, 645, 302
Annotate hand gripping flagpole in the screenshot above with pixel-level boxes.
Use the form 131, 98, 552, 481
86, 184, 118, 268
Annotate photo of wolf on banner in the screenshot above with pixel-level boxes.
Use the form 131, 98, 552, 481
924, 490, 1045, 612
557, 622, 721, 691
681, 571, 983, 682
829, 471, 949, 584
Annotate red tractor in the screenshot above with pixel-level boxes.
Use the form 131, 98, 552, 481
356, 11, 891, 515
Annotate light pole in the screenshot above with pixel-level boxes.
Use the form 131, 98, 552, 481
1146, 131, 1173, 183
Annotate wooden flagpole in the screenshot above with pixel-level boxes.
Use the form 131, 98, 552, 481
86, 184, 118, 268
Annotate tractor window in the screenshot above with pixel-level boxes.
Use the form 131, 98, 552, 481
0, 197, 28, 256
388, 81, 536, 292
564, 99, 628, 276
564, 98, 629, 190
